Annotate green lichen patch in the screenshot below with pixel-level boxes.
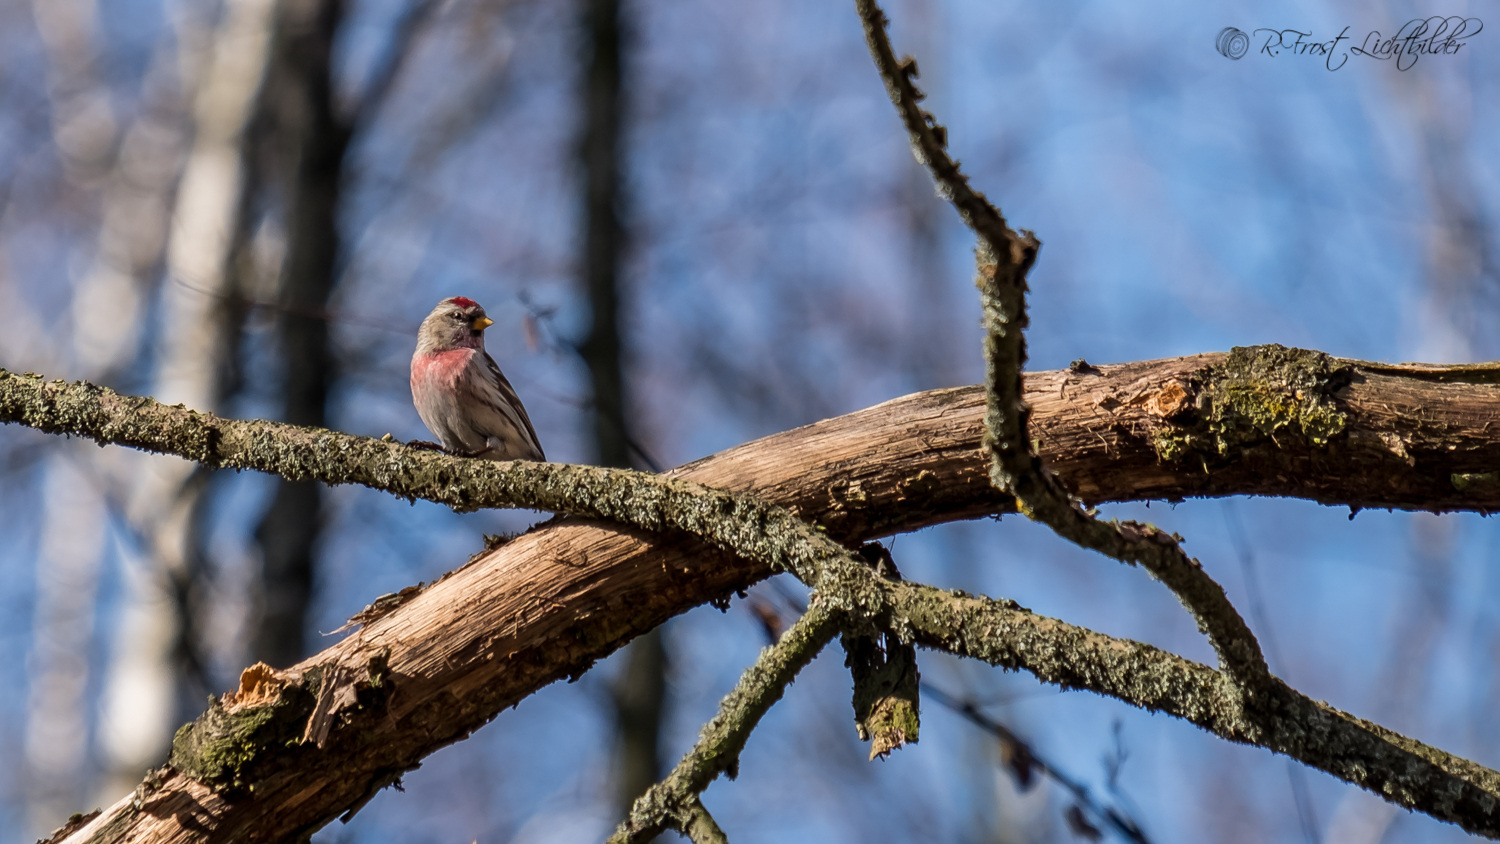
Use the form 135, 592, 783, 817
1451, 472, 1500, 492
1152, 428, 1205, 466
169, 675, 318, 792
1154, 345, 1353, 465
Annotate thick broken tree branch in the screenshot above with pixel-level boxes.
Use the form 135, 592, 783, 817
9, 353, 1500, 518
8, 354, 1500, 840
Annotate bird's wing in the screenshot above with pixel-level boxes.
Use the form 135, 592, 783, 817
482, 350, 546, 461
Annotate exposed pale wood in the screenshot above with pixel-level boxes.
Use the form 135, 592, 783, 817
47, 352, 1500, 841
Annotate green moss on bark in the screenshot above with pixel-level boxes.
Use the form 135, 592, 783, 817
169, 677, 318, 792
1153, 345, 1353, 465
1452, 472, 1500, 492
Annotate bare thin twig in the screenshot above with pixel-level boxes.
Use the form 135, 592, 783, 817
609, 602, 843, 844
1223, 501, 1320, 843
757, 588, 1151, 843
853, 0, 1269, 696
922, 684, 1150, 844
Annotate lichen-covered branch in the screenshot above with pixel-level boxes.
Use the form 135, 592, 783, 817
679, 799, 730, 844
0, 368, 886, 596
616, 564, 1500, 839
609, 602, 843, 844
855, 0, 1268, 694
852, 0, 1020, 257
977, 252, 1271, 694
886, 579, 1500, 837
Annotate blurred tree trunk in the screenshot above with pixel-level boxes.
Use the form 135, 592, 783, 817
577, 0, 666, 826
251, 0, 350, 668
92, 0, 274, 807
580, 0, 628, 471
25, 0, 126, 825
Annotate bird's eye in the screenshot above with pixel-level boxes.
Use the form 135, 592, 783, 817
451, 312, 463, 320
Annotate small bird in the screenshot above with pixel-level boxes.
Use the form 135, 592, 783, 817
410, 296, 545, 461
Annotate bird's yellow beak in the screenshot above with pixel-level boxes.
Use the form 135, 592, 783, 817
473, 316, 494, 331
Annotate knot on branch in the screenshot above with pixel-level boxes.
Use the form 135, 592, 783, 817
842, 631, 921, 760
169, 665, 318, 793
842, 542, 919, 760
1115, 521, 1185, 548
168, 653, 396, 795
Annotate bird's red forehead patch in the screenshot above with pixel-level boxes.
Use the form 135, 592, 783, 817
447, 296, 479, 309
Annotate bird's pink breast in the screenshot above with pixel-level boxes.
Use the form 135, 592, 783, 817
411, 348, 475, 390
